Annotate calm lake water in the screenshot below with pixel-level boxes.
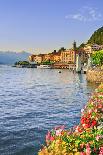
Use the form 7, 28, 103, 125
0, 65, 98, 155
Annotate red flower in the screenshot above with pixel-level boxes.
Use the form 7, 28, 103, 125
80, 152, 86, 155
50, 136, 55, 141
91, 120, 97, 127
83, 123, 90, 129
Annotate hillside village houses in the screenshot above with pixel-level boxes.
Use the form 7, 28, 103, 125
29, 42, 103, 69
84, 44, 103, 54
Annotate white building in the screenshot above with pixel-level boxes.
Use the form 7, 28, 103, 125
84, 45, 92, 54
91, 44, 101, 51
84, 44, 103, 54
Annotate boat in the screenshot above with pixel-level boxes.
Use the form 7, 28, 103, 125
82, 66, 88, 74
58, 70, 61, 73
37, 65, 52, 69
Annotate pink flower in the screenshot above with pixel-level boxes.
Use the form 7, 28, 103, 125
55, 125, 65, 136
96, 135, 100, 141
94, 109, 97, 113
55, 129, 62, 136
46, 131, 51, 142
54, 125, 65, 130
86, 143, 91, 155
99, 147, 103, 155
45, 130, 55, 143
88, 109, 92, 114
80, 152, 86, 155
98, 104, 102, 109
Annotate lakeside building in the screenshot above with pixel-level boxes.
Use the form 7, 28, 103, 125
43, 52, 61, 62
52, 51, 61, 62
84, 44, 103, 54
35, 54, 44, 63
29, 54, 45, 64
29, 51, 61, 64
28, 55, 36, 62
84, 45, 92, 54
44, 53, 53, 62
61, 49, 76, 64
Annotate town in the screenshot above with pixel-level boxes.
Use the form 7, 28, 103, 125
20, 42, 102, 72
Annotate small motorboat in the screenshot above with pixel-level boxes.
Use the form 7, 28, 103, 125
58, 71, 61, 73
37, 65, 51, 69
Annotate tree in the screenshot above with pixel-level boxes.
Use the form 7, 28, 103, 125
58, 47, 66, 52
92, 50, 103, 66
15, 61, 30, 65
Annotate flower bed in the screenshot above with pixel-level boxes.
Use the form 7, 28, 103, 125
38, 84, 103, 155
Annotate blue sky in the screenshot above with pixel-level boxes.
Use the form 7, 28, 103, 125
0, 0, 103, 54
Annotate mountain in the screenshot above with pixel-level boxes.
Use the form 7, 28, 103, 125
87, 26, 103, 45
0, 51, 30, 64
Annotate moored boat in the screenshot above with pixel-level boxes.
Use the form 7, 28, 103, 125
37, 65, 51, 69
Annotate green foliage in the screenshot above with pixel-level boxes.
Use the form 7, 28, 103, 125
92, 50, 103, 65
42, 60, 54, 65
88, 26, 103, 45
15, 61, 30, 65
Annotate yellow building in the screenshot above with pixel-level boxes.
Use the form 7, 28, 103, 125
35, 54, 45, 63
28, 55, 36, 62
44, 54, 52, 61
53, 52, 61, 62
29, 54, 45, 63
84, 45, 93, 54
61, 50, 76, 64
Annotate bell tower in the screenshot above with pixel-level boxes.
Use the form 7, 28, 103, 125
73, 40, 77, 64
73, 40, 76, 50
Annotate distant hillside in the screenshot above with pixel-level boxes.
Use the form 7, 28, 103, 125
0, 51, 30, 64
87, 26, 103, 45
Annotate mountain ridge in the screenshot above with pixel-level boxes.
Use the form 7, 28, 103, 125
87, 26, 103, 45
0, 51, 31, 64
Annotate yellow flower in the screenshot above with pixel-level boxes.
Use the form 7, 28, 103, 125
74, 152, 80, 155
68, 153, 74, 155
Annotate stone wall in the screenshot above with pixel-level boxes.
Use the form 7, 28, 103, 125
86, 68, 103, 83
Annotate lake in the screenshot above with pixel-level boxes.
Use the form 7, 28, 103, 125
0, 66, 98, 155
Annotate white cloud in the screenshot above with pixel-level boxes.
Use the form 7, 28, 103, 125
65, 7, 103, 22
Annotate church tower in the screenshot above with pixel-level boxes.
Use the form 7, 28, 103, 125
73, 40, 76, 50
73, 40, 77, 64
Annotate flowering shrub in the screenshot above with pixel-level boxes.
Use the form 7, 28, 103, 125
38, 84, 103, 155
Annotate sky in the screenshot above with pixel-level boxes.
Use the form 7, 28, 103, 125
0, 0, 103, 54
